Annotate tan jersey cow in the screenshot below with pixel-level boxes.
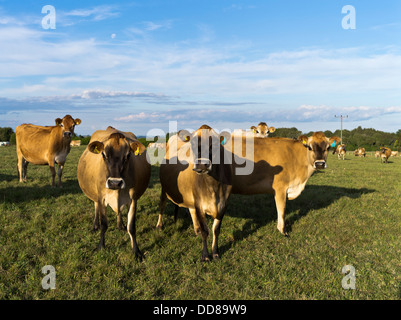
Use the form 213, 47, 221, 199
158, 125, 232, 261
16, 115, 81, 187
354, 147, 366, 157
225, 132, 340, 236
380, 147, 392, 163
77, 126, 150, 260
70, 140, 81, 147
333, 144, 346, 160
250, 122, 276, 137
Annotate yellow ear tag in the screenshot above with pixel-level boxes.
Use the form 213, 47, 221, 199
134, 147, 140, 156
94, 146, 100, 154
185, 136, 189, 141
302, 138, 307, 145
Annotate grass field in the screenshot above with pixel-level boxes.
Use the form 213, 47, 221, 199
0, 145, 401, 300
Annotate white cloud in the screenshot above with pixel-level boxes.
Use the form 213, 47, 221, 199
61, 5, 120, 23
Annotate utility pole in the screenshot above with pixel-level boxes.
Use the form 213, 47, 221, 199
334, 115, 348, 145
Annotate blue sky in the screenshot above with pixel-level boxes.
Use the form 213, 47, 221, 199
0, 0, 401, 136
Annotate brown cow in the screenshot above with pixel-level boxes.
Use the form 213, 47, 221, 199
157, 125, 232, 261
70, 140, 81, 147
354, 147, 366, 157
225, 132, 341, 236
380, 147, 391, 163
250, 122, 276, 137
16, 115, 81, 187
77, 126, 150, 260
333, 144, 346, 160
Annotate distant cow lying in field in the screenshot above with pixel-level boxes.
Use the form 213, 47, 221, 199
16, 115, 81, 187
380, 147, 391, 163
391, 151, 398, 157
354, 148, 366, 157
158, 125, 232, 261
70, 140, 81, 147
77, 126, 151, 260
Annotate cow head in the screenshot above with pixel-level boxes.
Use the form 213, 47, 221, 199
298, 132, 341, 169
88, 132, 145, 190
178, 125, 231, 175
251, 122, 276, 137
55, 115, 81, 139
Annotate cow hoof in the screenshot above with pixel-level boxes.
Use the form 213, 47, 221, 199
212, 254, 220, 261
201, 256, 210, 262
134, 250, 143, 261
117, 223, 126, 231
155, 224, 163, 230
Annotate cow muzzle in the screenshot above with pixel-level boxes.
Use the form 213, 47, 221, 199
63, 132, 72, 139
193, 158, 212, 174
106, 178, 126, 190
313, 160, 327, 169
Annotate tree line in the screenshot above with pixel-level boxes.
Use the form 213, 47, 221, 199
1, 126, 400, 151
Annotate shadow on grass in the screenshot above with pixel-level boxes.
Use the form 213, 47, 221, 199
0, 173, 15, 181
218, 185, 376, 257
0, 179, 82, 203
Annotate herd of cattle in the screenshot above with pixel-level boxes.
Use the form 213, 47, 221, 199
12, 115, 397, 261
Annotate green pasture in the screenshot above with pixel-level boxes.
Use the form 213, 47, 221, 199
0, 146, 400, 299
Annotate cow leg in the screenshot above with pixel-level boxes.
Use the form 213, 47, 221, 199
97, 203, 108, 251
174, 205, 179, 223
156, 189, 167, 229
17, 155, 27, 182
93, 202, 100, 231
127, 198, 143, 261
212, 218, 223, 260
49, 164, 56, 187
57, 164, 64, 187
189, 208, 210, 262
275, 190, 288, 236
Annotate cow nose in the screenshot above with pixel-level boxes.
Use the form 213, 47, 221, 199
106, 178, 126, 190
314, 160, 326, 169
193, 158, 212, 174
63, 132, 72, 138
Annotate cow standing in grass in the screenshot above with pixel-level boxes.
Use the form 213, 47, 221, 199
77, 127, 150, 260
380, 147, 392, 163
16, 115, 81, 187
158, 125, 232, 261
225, 132, 340, 236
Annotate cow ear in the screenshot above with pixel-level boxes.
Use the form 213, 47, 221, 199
268, 126, 276, 133
130, 141, 146, 156
55, 118, 62, 126
220, 131, 231, 145
328, 136, 341, 148
178, 129, 191, 142
74, 118, 81, 125
251, 126, 257, 133
88, 141, 104, 154
298, 135, 309, 147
